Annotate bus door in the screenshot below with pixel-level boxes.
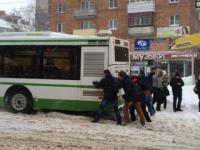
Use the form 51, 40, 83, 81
80, 46, 108, 100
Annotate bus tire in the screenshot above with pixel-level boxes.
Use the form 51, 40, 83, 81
7, 90, 33, 114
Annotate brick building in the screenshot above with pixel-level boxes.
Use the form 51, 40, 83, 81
49, 0, 200, 77
35, 0, 49, 31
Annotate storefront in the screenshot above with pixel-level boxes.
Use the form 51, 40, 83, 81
130, 51, 200, 77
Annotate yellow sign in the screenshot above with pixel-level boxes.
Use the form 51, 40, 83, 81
171, 33, 200, 50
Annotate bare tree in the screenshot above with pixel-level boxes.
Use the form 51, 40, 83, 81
10, 4, 36, 32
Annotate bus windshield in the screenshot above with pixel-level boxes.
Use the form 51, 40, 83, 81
115, 46, 129, 62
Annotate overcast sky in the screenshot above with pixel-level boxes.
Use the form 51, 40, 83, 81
0, 0, 35, 13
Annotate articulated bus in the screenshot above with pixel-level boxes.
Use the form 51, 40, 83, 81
0, 32, 129, 113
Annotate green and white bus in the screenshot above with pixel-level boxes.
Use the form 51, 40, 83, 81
0, 32, 129, 113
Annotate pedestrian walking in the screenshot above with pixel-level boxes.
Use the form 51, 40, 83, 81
170, 72, 184, 112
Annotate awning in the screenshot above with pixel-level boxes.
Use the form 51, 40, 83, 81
171, 33, 200, 50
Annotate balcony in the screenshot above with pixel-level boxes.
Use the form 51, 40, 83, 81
73, 29, 97, 36
128, 26, 155, 36
128, 0, 155, 13
74, 7, 96, 19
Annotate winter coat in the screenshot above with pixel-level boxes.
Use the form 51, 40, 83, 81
121, 75, 136, 102
153, 75, 163, 89
93, 75, 119, 101
195, 79, 200, 95
132, 77, 145, 102
148, 72, 155, 88
170, 77, 184, 94
139, 75, 152, 92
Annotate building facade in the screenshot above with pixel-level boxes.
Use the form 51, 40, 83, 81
35, 0, 49, 31
49, 0, 200, 77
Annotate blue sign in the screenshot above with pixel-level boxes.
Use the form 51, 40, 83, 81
134, 39, 150, 50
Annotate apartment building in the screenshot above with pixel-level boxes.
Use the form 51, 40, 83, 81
35, 0, 49, 31
49, 0, 200, 77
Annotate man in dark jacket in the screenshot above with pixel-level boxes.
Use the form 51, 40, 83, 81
92, 70, 122, 125
131, 75, 152, 122
170, 72, 184, 112
194, 75, 200, 112
148, 67, 156, 89
118, 71, 145, 126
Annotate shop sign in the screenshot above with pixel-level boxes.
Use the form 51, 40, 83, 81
157, 26, 190, 38
165, 53, 197, 59
131, 52, 165, 61
131, 60, 153, 66
134, 39, 150, 50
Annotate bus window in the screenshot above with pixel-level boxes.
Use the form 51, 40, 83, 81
115, 46, 129, 62
2, 46, 41, 78
43, 46, 81, 80
0, 49, 3, 76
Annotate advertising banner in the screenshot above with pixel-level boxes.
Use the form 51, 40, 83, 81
171, 33, 200, 50
157, 26, 190, 38
134, 39, 150, 50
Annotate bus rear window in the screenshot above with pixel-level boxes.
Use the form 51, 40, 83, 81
115, 46, 129, 62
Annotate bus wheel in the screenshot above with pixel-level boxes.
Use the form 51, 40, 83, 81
7, 90, 33, 114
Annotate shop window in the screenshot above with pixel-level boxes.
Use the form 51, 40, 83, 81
169, 61, 184, 77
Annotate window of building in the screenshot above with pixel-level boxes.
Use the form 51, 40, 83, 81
57, 3, 65, 13
57, 23, 65, 32
80, 21, 92, 29
109, 0, 117, 8
169, 15, 180, 26
108, 19, 118, 30
128, 13, 153, 27
81, 0, 91, 10
169, 0, 180, 3
129, 0, 152, 3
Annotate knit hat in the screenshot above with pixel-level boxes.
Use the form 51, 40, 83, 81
175, 72, 180, 77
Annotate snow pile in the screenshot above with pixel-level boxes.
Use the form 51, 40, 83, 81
182, 76, 194, 85
168, 76, 199, 111
0, 77, 199, 150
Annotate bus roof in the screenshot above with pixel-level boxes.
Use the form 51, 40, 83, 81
0, 32, 110, 46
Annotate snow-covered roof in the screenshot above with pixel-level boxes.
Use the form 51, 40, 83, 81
0, 31, 107, 39
0, 32, 110, 46
0, 19, 13, 30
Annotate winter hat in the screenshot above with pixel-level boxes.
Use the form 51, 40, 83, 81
175, 72, 180, 77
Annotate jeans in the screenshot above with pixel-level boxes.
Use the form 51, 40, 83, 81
94, 99, 121, 123
198, 94, 200, 112
173, 92, 182, 110
145, 93, 155, 116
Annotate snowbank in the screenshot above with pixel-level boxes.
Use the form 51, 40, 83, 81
0, 79, 199, 150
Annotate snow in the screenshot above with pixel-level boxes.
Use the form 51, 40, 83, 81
0, 19, 13, 29
0, 76, 199, 150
